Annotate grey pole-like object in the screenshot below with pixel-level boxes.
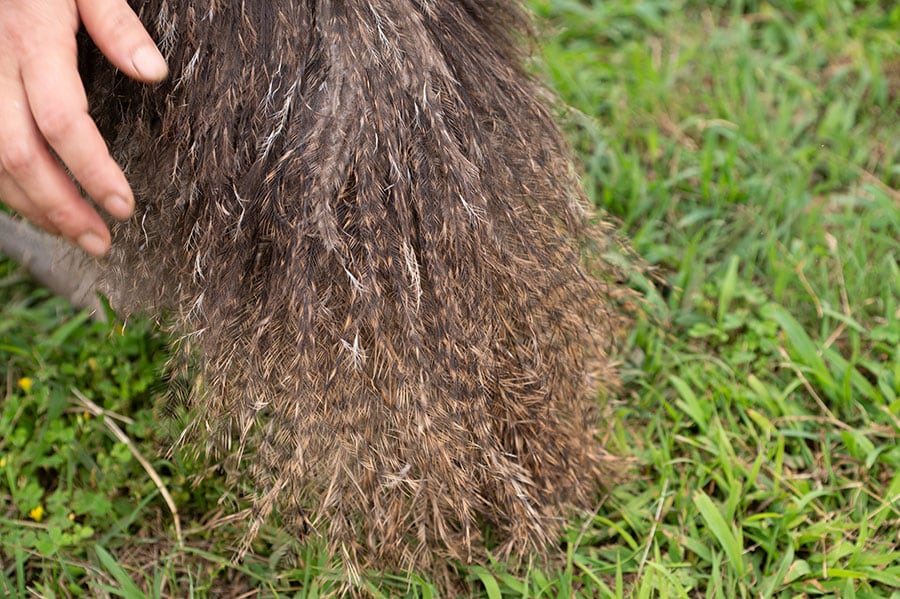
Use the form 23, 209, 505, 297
0, 211, 103, 315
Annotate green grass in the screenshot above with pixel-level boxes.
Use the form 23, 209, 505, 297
3, 0, 900, 596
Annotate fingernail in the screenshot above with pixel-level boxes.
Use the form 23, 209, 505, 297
106, 195, 134, 220
132, 45, 169, 81
77, 232, 109, 257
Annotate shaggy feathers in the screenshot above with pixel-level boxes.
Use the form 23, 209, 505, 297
80, 0, 629, 574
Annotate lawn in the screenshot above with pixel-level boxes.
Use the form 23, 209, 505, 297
2, 0, 900, 596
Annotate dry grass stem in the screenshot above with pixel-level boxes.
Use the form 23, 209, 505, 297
71, 388, 184, 544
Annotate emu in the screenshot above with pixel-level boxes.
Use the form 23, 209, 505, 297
1, 0, 631, 580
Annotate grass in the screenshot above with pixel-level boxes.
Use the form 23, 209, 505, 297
2, 0, 900, 596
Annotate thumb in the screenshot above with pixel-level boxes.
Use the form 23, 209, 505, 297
77, 0, 168, 82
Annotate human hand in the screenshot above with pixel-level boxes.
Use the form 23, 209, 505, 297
0, 0, 167, 257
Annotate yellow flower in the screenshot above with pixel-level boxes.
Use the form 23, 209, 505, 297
68, 512, 76, 521
88, 358, 98, 370
17, 377, 33, 393
0, 457, 6, 468
28, 505, 44, 522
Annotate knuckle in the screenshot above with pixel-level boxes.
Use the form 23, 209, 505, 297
100, 6, 145, 44
32, 214, 60, 236
0, 141, 38, 176
43, 204, 81, 231
74, 153, 118, 196
110, 9, 137, 32
35, 107, 79, 145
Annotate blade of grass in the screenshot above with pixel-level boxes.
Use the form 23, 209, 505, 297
693, 490, 746, 577
94, 545, 146, 599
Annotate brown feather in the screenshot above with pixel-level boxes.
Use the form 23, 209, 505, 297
79, 0, 633, 577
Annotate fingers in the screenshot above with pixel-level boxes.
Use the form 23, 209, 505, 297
0, 0, 168, 257
0, 1, 112, 256
20, 41, 136, 221
78, 0, 168, 82
0, 178, 108, 255
0, 77, 112, 255
0, 178, 61, 236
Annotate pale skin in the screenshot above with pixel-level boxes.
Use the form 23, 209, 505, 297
0, 0, 167, 257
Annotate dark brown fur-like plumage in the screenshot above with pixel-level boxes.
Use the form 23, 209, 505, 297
79, 0, 630, 576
